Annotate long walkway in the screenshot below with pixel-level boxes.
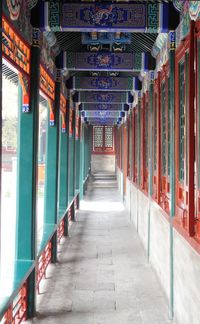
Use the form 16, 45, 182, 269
28, 174, 172, 324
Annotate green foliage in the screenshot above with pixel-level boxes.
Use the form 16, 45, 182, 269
2, 117, 18, 150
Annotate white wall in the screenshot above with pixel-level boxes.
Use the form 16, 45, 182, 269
137, 190, 149, 252
174, 231, 200, 324
130, 184, 138, 229
117, 168, 123, 196
91, 154, 116, 173
119, 176, 200, 324
125, 178, 131, 215
149, 202, 170, 301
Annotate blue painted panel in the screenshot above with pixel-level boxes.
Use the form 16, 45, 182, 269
82, 103, 124, 111
65, 52, 143, 71
39, 2, 168, 33
79, 91, 131, 103
74, 76, 133, 91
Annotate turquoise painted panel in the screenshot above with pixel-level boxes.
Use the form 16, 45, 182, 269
69, 136, 75, 199
37, 223, 56, 255
44, 110, 58, 225
58, 130, 68, 218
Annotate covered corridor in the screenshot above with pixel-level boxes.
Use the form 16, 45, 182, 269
1, 1, 200, 324
27, 174, 170, 324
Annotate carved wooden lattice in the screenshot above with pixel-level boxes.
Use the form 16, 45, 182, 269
94, 126, 103, 148
105, 127, 113, 148
93, 126, 114, 154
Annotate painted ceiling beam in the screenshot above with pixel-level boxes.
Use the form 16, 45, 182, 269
39, 2, 169, 33
74, 91, 134, 104
86, 117, 118, 125
62, 52, 155, 72
81, 103, 124, 111
71, 76, 134, 91
83, 111, 120, 118
80, 103, 130, 112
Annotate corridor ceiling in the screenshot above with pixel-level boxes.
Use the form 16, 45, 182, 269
32, 1, 180, 126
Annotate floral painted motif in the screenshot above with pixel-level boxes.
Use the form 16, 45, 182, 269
91, 5, 115, 26
189, 1, 200, 20
6, 0, 21, 20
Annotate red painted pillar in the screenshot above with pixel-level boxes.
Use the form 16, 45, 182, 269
195, 21, 200, 237
188, 20, 195, 237
132, 111, 135, 183
141, 95, 146, 190
127, 116, 130, 178
123, 125, 127, 194
157, 72, 161, 204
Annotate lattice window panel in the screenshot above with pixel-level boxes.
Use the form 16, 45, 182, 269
93, 126, 103, 148
161, 81, 167, 175
93, 126, 114, 153
179, 61, 185, 182
105, 127, 113, 148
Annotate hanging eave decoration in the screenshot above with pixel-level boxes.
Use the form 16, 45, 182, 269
69, 107, 74, 137
2, 16, 31, 113
75, 108, 80, 140
40, 65, 55, 126
60, 94, 67, 133
2, 17, 31, 75
174, 1, 200, 48
19, 74, 30, 113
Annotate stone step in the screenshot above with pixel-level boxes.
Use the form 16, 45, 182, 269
91, 174, 116, 181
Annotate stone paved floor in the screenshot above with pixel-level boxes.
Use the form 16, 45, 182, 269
27, 177, 172, 324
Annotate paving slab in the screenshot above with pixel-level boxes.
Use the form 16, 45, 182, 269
25, 175, 172, 324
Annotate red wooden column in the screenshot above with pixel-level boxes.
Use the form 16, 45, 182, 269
160, 63, 170, 213
195, 20, 200, 239
165, 64, 170, 212
132, 109, 136, 183
174, 28, 195, 234
175, 38, 187, 229
134, 106, 139, 184
114, 126, 119, 168
123, 124, 127, 194
144, 91, 149, 193
120, 126, 122, 170
152, 75, 161, 203
188, 21, 195, 237
127, 115, 130, 178
152, 81, 158, 200
157, 72, 161, 205
141, 94, 146, 190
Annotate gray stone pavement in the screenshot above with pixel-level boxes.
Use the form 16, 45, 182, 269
27, 177, 172, 324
